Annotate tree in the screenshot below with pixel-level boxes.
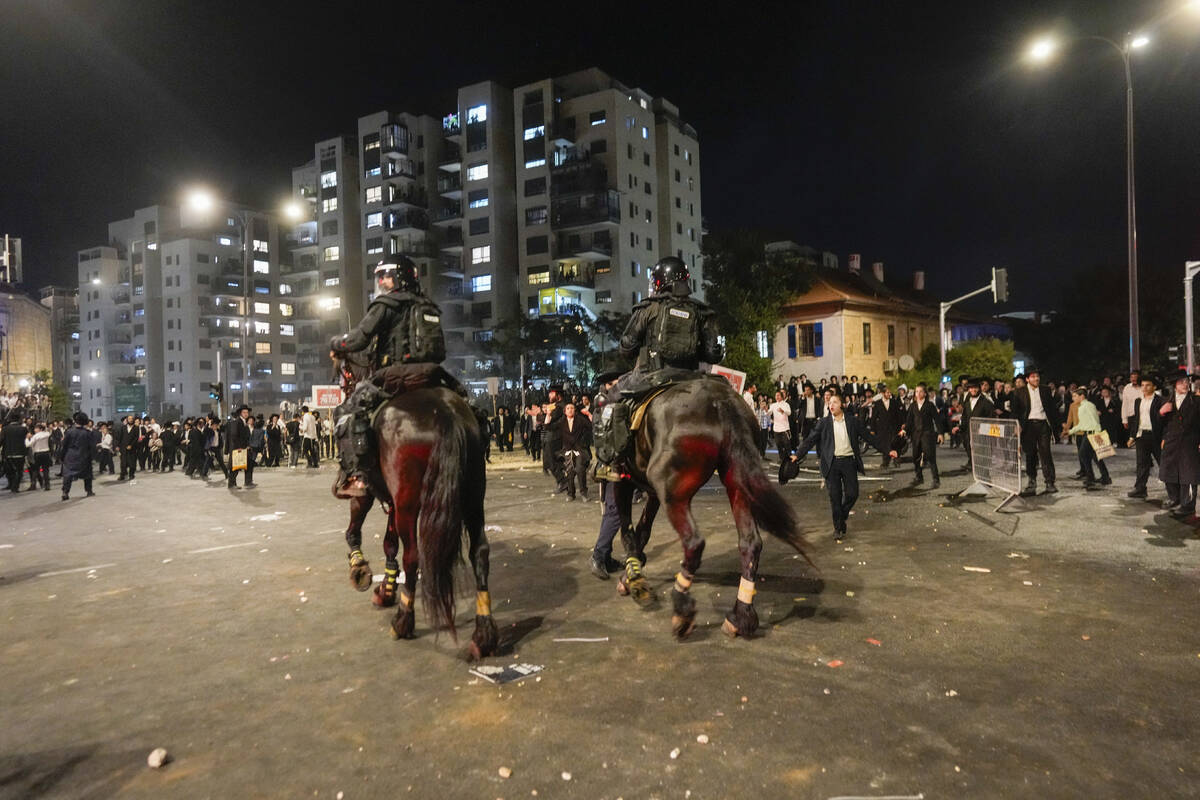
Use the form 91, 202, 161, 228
946, 338, 1015, 381
702, 231, 816, 388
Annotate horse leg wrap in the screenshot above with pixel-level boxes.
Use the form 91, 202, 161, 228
625, 556, 643, 580
475, 590, 491, 617
399, 587, 413, 608
348, 549, 366, 567
674, 570, 693, 594
374, 567, 399, 607
737, 577, 756, 604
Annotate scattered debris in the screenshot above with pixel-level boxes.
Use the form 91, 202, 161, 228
249, 511, 288, 522
552, 637, 608, 643
469, 663, 544, 685
1007, 552, 1030, 559
963, 566, 991, 573
1081, 635, 1091, 641
669, 748, 680, 760
696, 734, 709, 744
1022, 580, 1034, 586
945, 689, 958, 697
827, 660, 844, 668
284, 673, 292, 680
498, 766, 512, 779
845, 591, 855, 597
561, 771, 572, 781
865, 638, 882, 646
147, 748, 169, 769
484, 525, 503, 532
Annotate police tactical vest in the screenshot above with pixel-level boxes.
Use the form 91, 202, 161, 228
650, 297, 700, 363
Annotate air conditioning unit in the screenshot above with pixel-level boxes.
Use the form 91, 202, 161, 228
882, 358, 899, 374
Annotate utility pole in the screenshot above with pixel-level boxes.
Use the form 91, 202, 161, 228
940, 268, 1008, 371
1185, 261, 1200, 375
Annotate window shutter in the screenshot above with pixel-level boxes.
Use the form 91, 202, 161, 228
814, 322, 824, 358
787, 325, 797, 359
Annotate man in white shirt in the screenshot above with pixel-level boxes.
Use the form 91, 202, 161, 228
300, 406, 319, 468
767, 390, 792, 464
742, 383, 758, 414
1120, 370, 1141, 441
1013, 369, 1061, 495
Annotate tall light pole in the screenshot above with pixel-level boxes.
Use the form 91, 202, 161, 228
1027, 32, 1149, 372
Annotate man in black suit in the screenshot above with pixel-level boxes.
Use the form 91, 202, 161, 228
796, 383, 823, 440
955, 378, 995, 471
1158, 374, 1200, 517
555, 401, 591, 501
224, 405, 256, 489
1126, 378, 1164, 499
788, 394, 897, 541
902, 383, 944, 489
115, 415, 142, 480
1, 413, 28, 492
871, 385, 904, 469
1012, 369, 1061, 495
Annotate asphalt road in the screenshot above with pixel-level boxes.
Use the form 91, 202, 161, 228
1, 444, 1198, 799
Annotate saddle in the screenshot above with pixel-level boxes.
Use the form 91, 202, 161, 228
595, 372, 715, 468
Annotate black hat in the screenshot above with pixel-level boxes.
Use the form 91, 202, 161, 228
73, 411, 89, 425
594, 371, 622, 387
236, 404, 252, 414
966, 376, 981, 388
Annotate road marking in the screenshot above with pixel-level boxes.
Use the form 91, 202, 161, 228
187, 541, 258, 554
317, 528, 343, 535
0, 544, 13, 549
38, 563, 117, 578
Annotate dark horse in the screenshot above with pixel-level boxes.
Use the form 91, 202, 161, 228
334, 354, 497, 659
613, 376, 814, 640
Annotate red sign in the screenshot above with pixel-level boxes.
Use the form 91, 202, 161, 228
709, 365, 747, 395
312, 385, 344, 408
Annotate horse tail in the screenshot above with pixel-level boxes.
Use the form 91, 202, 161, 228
417, 397, 471, 637
718, 392, 817, 570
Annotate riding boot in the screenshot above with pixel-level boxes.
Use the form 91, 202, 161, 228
334, 407, 375, 498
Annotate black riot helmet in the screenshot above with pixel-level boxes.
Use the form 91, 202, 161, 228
650, 256, 690, 295
373, 255, 420, 293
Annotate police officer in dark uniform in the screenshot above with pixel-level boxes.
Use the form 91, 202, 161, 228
594, 256, 723, 472
329, 254, 463, 497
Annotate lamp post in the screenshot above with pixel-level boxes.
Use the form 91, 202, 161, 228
1027, 32, 1149, 372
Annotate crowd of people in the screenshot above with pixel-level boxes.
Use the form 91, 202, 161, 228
0, 404, 340, 499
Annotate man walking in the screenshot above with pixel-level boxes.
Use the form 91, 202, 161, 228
60, 412, 96, 500
788, 394, 896, 542
225, 405, 256, 489
1126, 377, 1164, 499
902, 384, 943, 489
871, 385, 904, 469
1066, 387, 1111, 488
768, 389, 793, 463
1013, 369, 1060, 496
1158, 373, 1200, 518
955, 377, 994, 471
300, 406, 319, 468
2, 413, 28, 492
116, 415, 141, 481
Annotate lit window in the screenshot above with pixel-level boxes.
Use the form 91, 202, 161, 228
467, 104, 487, 124
524, 158, 546, 169
322, 197, 338, 213
323, 246, 340, 262
279, 303, 293, 317
279, 324, 294, 336
228, 319, 239, 329
325, 296, 341, 309
523, 125, 545, 140
217, 236, 232, 246
366, 212, 383, 228
253, 259, 270, 274
254, 321, 270, 335
147, 242, 157, 251
256, 341, 272, 354
320, 170, 338, 188
281, 362, 296, 375
642, 126, 649, 139
471, 274, 492, 293
253, 239, 269, 253
639, 98, 648, 109
590, 110, 606, 126
470, 245, 491, 265
254, 301, 270, 315
365, 186, 382, 204
72, 375, 80, 383
366, 166, 381, 177
468, 189, 489, 209
366, 242, 383, 255
528, 271, 550, 286
466, 163, 489, 182
278, 283, 292, 295
324, 276, 340, 287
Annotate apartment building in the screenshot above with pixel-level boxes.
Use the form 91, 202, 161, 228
289, 135, 363, 388
513, 68, 704, 326
38, 286, 81, 403
78, 203, 294, 421
1, 235, 22, 285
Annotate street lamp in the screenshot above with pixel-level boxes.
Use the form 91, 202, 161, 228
319, 296, 351, 331
1026, 32, 1149, 372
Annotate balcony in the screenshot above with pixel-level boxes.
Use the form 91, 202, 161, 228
553, 266, 595, 290
385, 209, 429, 233
439, 228, 463, 254
437, 173, 461, 199
556, 232, 613, 261
281, 254, 319, 275
442, 113, 461, 138
385, 186, 427, 209
438, 256, 465, 279
381, 123, 409, 157
551, 190, 621, 230
438, 145, 462, 172
384, 159, 417, 180
550, 117, 577, 146
286, 234, 319, 250
297, 352, 324, 368
443, 307, 489, 332
438, 279, 472, 302
105, 332, 132, 345
392, 240, 440, 259
107, 350, 139, 365
298, 330, 325, 345
432, 204, 461, 226
111, 289, 131, 305
551, 161, 608, 197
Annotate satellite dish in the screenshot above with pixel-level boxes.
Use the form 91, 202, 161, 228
898, 354, 916, 371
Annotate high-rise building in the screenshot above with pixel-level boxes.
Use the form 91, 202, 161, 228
77, 203, 294, 421
1, 235, 22, 285
39, 286, 81, 403
288, 135, 364, 389
513, 69, 704, 324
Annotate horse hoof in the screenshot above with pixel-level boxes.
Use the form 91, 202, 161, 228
469, 615, 499, 660
671, 614, 696, 640
628, 577, 655, 608
372, 585, 397, 608
349, 564, 372, 592
721, 618, 740, 638
391, 609, 415, 640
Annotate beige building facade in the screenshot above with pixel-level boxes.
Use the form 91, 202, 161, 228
0, 291, 53, 389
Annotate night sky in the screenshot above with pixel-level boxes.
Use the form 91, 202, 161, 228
2, 0, 1198, 308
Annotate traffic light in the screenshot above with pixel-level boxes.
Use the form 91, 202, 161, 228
992, 267, 1008, 304
208, 382, 223, 399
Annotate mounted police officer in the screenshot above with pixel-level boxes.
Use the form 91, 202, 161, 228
329, 254, 464, 498
594, 256, 723, 472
